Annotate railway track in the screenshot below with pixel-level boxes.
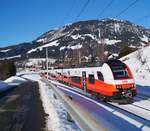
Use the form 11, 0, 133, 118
108, 101, 150, 122
105, 94, 150, 122
50, 80, 150, 123
136, 94, 150, 101
108, 93, 150, 121
48, 80, 150, 130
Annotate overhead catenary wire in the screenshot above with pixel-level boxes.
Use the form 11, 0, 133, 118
74, 0, 90, 21
135, 13, 150, 22
114, 0, 140, 18
97, 0, 115, 18
133, 13, 150, 28
61, 0, 77, 26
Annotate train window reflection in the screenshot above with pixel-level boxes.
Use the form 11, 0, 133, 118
97, 71, 104, 81
112, 68, 129, 79
89, 74, 95, 84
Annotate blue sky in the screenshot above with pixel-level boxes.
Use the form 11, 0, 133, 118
0, 0, 149, 47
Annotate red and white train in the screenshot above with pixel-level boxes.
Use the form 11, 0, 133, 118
41, 60, 136, 102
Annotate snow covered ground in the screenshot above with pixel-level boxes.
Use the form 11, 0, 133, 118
0, 72, 80, 130
0, 81, 11, 92
121, 45, 150, 86
0, 76, 27, 93
0, 72, 79, 131
4, 76, 27, 86
20, 72, 80, 131
121, 45, 150, 96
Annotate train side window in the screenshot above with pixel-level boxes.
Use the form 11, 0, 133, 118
97, 71, 104, 81
58, 72, 61, 75
68, 71, 70, 75
64, 75, 67, 78
89, 74, 95, 84
71, 76, 81, 84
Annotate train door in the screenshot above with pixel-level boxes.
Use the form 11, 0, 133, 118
82, 71, 87, 92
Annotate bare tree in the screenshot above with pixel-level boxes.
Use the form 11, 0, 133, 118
136, 50, 146, 65
136, 49, 150, 72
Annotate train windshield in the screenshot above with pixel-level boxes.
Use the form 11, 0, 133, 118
111, 66, 130, 79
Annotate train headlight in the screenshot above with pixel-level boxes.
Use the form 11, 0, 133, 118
130, 84, 134, 88
116, 85, 122, 89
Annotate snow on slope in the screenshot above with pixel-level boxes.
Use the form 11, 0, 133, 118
140, 35, 149, 42
68, 44, 82, 50
0, 55, 21, 60
0, 49, 11, 52
71, 34, 96, 40
28, 40, 59, 54
60, 44, 82, 51
105, 39, 121, 45
121, 45, 150, 86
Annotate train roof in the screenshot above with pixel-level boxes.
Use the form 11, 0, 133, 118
53, 59, 124, 70
106, 59, 125, 67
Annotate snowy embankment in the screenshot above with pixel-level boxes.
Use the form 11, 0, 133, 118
0, 76, 27, 93
0, 81, 11, 92
5, 76, 27, 86
21, 72, 80, 131
121, 45, 150, 96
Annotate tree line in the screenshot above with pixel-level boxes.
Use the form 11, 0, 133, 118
0, 60, 16, 80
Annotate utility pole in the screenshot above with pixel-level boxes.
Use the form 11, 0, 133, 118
98, 28, 101, 40
46, 48, 48, 79
78, 48, 81, 65
98, 28, 105, 62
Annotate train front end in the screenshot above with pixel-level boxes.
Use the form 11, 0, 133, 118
106, 60, 136, 101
